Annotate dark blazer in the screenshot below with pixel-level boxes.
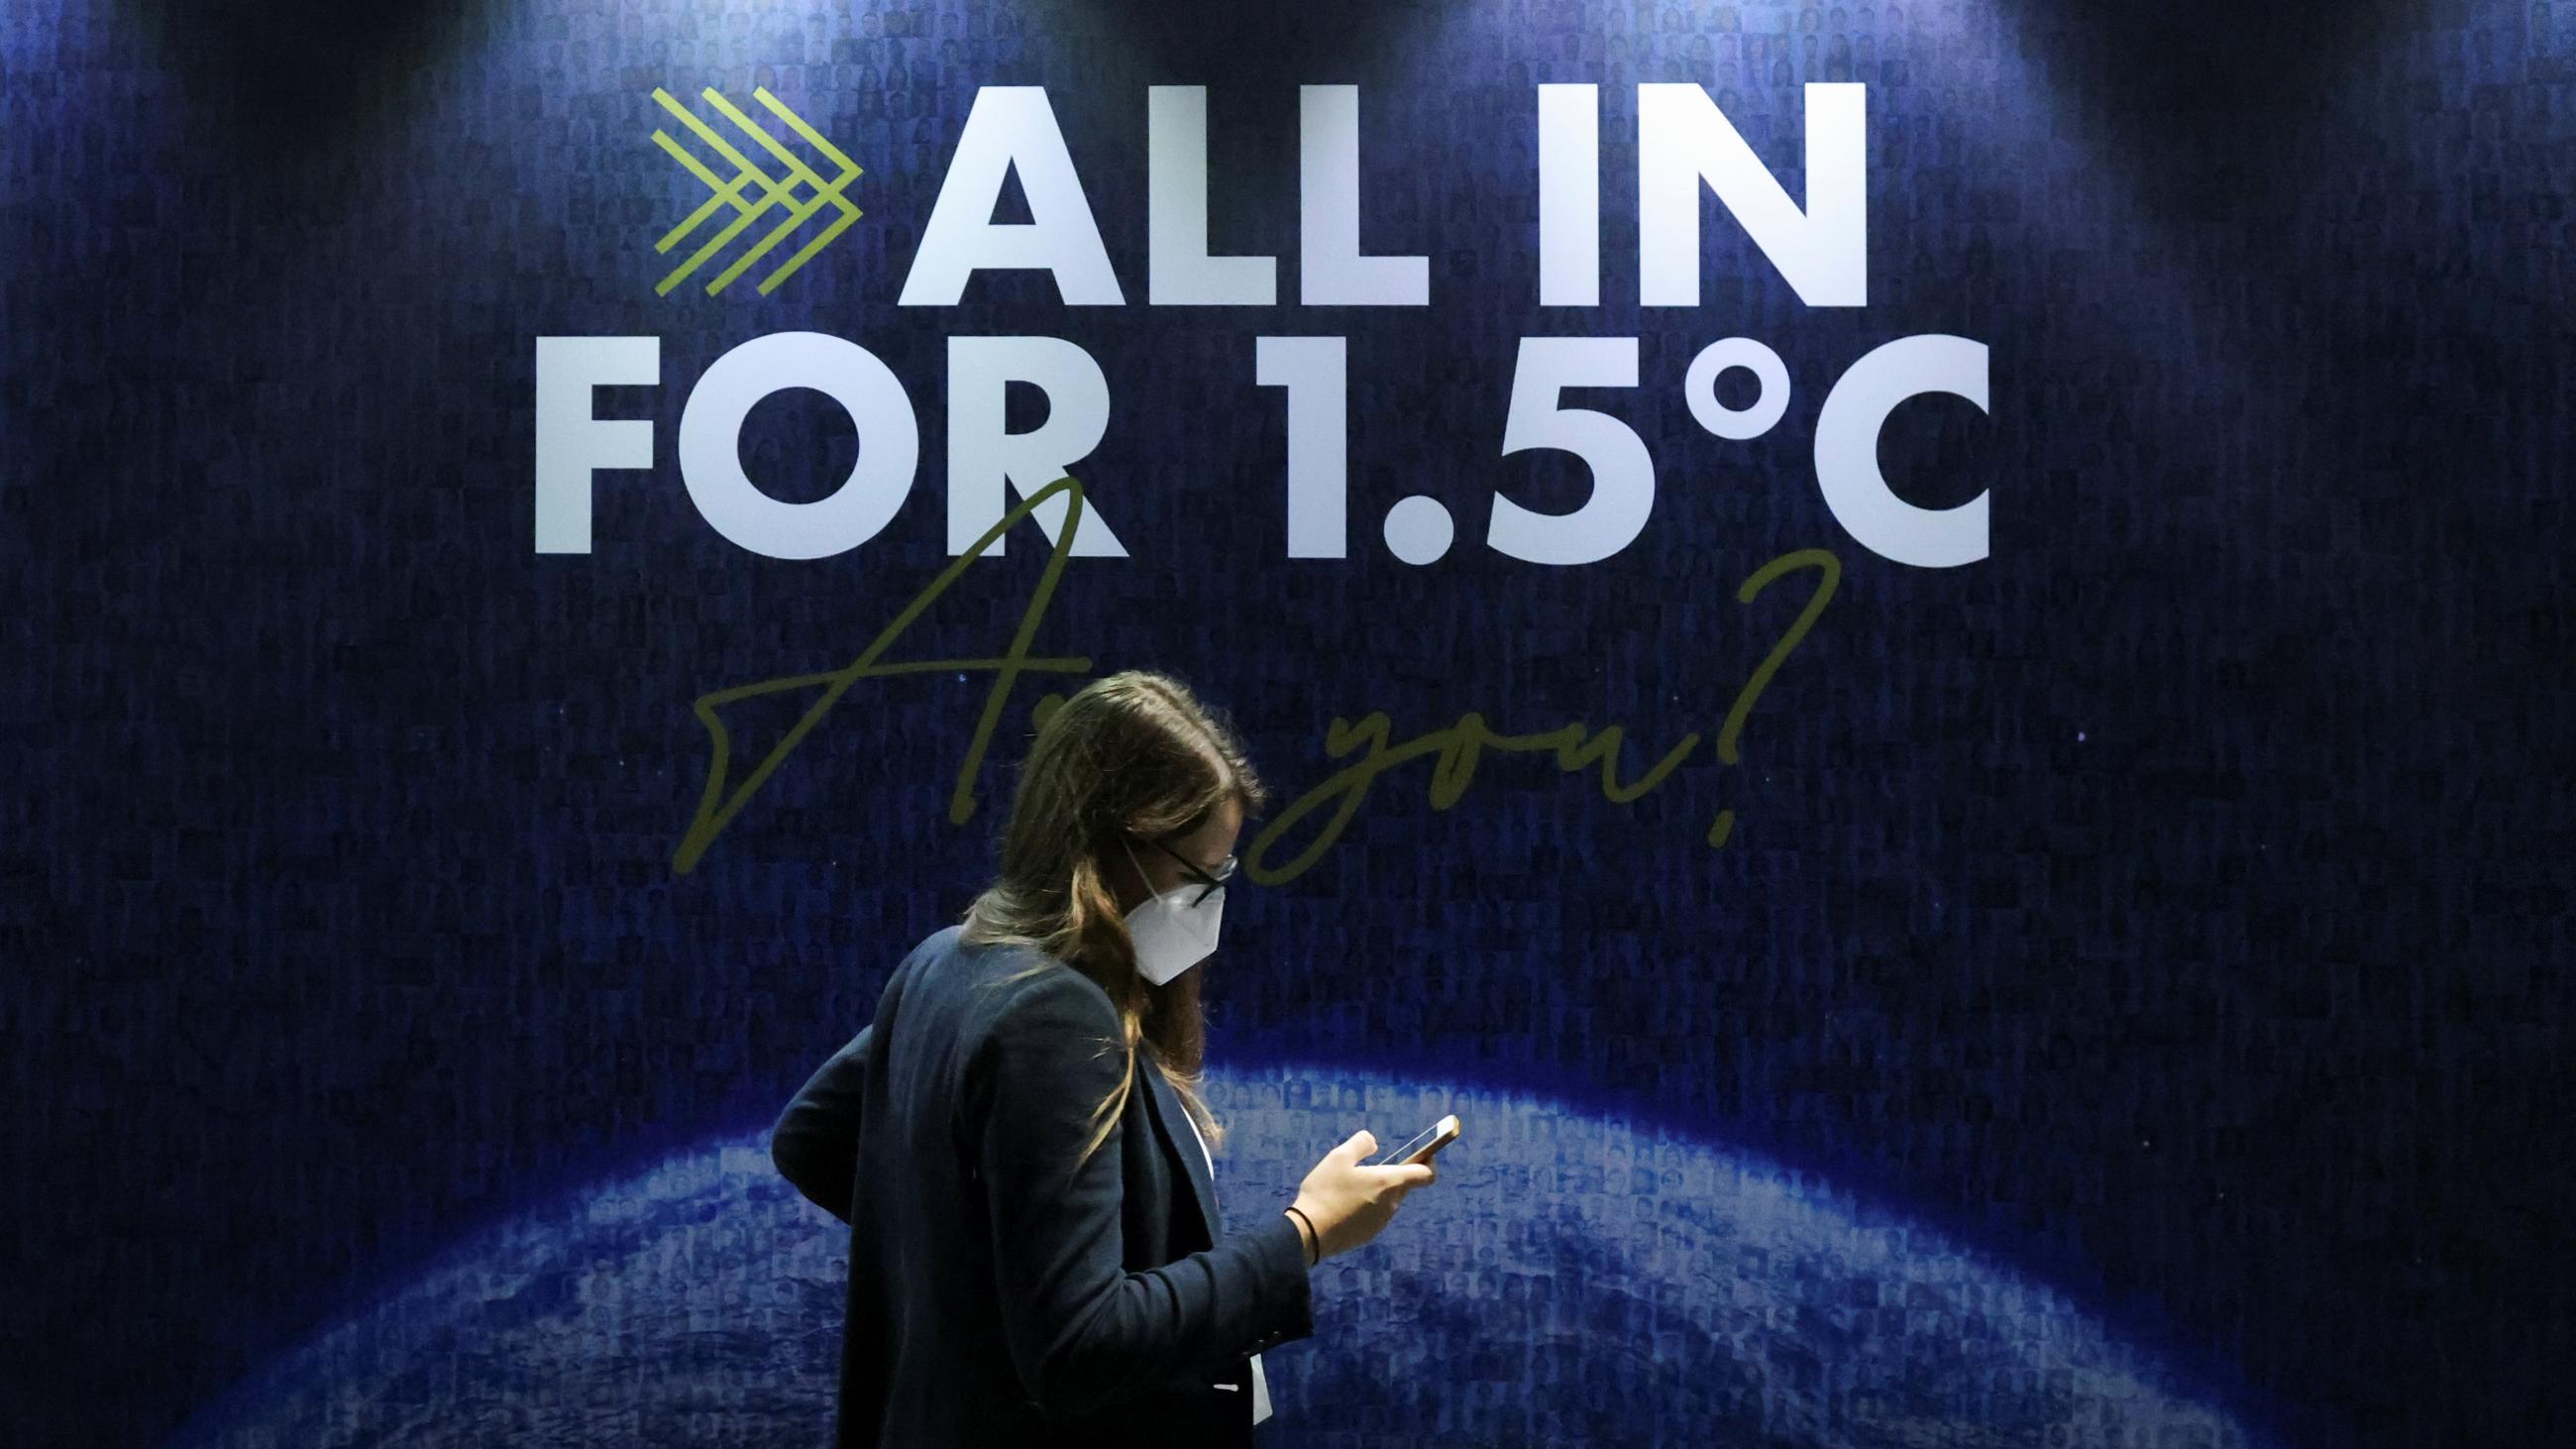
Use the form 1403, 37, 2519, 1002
773, 925, 1314, 1448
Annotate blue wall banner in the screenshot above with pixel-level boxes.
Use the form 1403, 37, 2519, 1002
5, 1, 2569, 1446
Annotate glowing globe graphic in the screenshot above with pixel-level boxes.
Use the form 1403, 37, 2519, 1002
167, 1067, 2264, 1448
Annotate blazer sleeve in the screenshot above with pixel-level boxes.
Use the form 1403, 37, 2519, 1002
772, 1024, 872, 1222
966, 967, 1313, 1422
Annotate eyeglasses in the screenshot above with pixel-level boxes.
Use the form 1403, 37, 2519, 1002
1132, 834, 1237, 908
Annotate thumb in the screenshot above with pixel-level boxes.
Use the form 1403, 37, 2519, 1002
1342, 1129, 1377, 1160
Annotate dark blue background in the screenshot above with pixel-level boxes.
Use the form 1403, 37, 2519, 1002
4, 0, 2568, 1445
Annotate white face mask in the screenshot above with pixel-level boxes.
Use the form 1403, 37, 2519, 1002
1121, 840, 1227, 985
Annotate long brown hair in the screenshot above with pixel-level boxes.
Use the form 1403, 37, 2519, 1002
960, 670, 1267, 1168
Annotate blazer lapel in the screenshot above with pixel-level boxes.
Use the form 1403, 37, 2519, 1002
1138, 1057, 1222, 1242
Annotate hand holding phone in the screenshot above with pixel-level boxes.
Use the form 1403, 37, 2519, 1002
1291, 1118, 1456, 1263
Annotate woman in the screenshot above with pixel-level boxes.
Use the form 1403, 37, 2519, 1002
773, 671, 1437, 1447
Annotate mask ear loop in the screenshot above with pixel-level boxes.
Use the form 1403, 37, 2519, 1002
1116, 836, 1143, 908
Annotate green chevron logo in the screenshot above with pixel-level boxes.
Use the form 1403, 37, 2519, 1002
650, 85, 863, 297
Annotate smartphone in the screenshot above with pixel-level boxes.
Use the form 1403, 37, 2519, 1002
1372, 1113, 1461, 1168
